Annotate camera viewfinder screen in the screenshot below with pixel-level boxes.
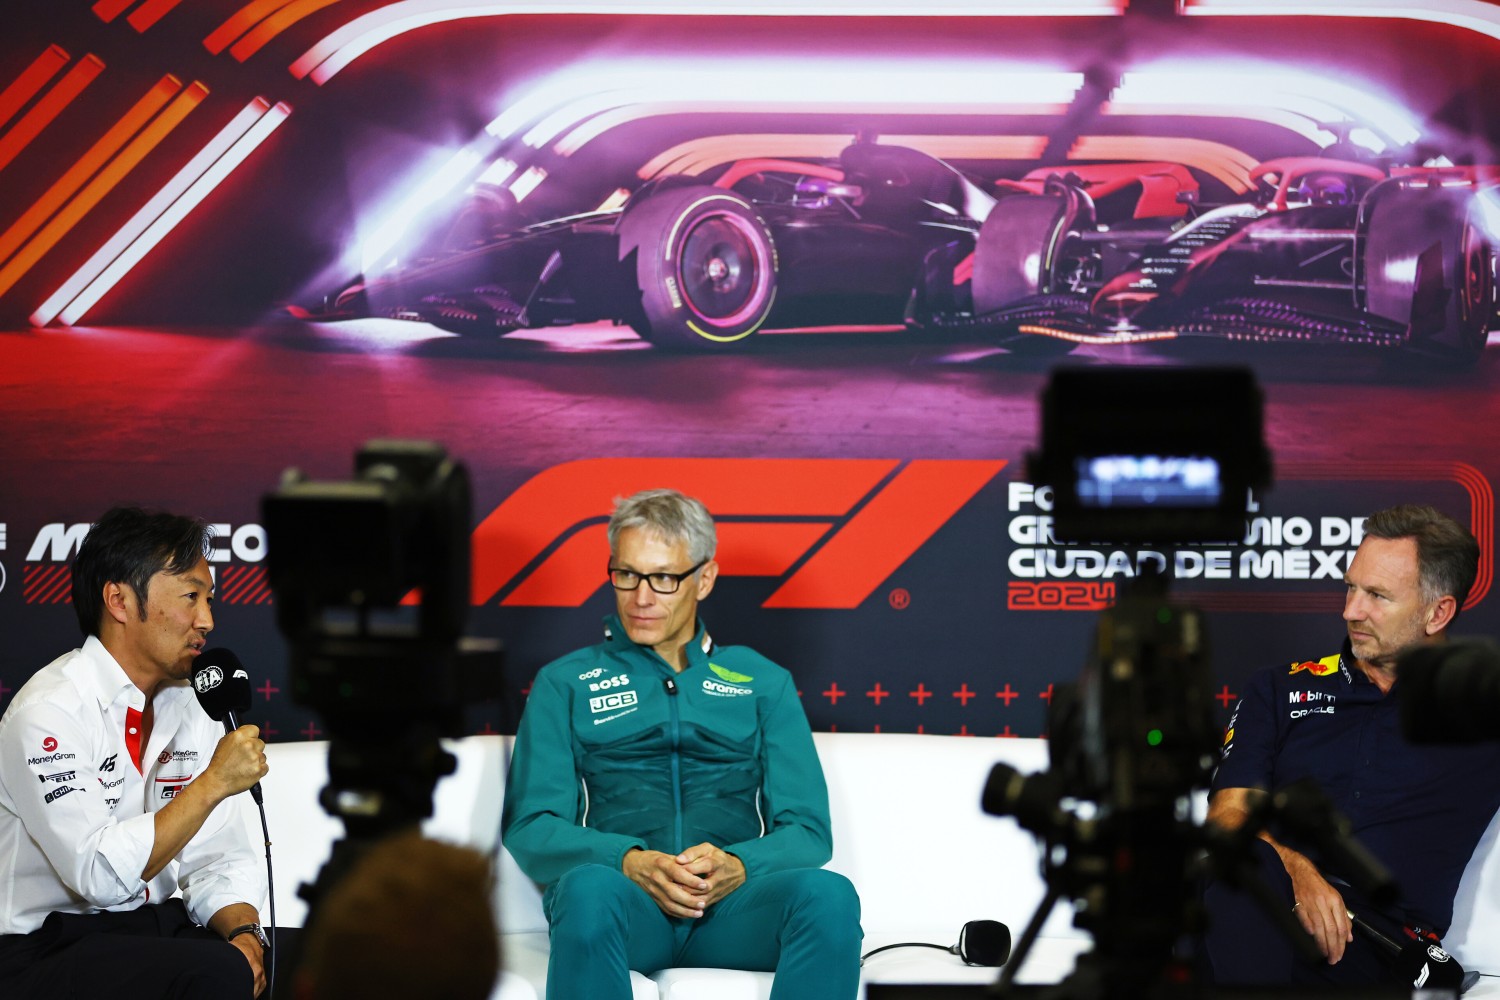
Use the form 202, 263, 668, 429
1074, 456, 1222, 509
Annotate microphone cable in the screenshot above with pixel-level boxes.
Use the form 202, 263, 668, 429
860, 920, 1011, 968
254, 789, 277, 1000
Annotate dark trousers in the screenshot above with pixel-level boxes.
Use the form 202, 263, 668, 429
0, 899, 255, 1000
1202, 838, 1403, 987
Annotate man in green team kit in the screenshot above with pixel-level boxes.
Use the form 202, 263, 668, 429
501, 488, 862, 1000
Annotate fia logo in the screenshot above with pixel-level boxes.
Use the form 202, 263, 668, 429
193, 666, 223, 694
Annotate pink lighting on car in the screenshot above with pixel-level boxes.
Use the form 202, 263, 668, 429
361, 147, 484, 272
1182, 0, 1500, 45
595, 187, 632, 212
508, 165, 548, 203
1473, 189, 1500, 245
1110, 65, 1421, 150
509, 67, 1085, 152
292, 0, 1125, 84
640, 134, 1051, 180
476, 157, 518, 187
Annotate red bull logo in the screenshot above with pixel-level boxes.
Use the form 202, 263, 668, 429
1287, 656, 1340, 677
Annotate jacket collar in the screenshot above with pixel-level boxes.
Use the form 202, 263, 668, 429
601, 614, 714, 669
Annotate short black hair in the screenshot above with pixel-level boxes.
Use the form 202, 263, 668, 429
1362, 504, 1480, 617
71, 506, 213, 637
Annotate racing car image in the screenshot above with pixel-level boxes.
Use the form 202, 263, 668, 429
300, 141, 999, 350
300, 142, 1498, 364
976, 158, 1500, 364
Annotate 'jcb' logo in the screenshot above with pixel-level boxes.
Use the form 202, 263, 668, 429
590, 691, 639, 714
465, 458, 1003, 609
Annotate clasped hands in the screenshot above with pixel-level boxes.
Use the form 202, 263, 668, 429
622, 843, 746, 918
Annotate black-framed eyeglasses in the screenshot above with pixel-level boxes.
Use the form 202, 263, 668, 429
607, 561, 707, 595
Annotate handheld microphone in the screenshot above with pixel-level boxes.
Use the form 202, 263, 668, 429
1348, 910, 1466, 992
192, 648, 262, 805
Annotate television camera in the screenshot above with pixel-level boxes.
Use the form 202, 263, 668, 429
981, 367, 1329, 998
262, 440, 503, 906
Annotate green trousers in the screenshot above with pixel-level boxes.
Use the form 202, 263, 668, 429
544, 864, 862, 1000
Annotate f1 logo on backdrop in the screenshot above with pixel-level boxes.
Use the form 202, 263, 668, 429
471, 458, 1005, 609
17, 458, 1006, 610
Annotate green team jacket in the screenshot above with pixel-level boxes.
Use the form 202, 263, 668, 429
501, 615, 833, 896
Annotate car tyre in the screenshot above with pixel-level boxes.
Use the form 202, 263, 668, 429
616, 186, 777, 349
1362, 184, 1495, 365
971, 192, 1071, 317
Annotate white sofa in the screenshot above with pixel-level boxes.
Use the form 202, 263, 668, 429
242, 734, 1500, 999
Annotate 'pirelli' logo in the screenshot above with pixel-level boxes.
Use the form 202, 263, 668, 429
468, 458, 1004, 609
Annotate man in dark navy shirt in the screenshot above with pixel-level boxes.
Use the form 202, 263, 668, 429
1203, 504, 1500, 986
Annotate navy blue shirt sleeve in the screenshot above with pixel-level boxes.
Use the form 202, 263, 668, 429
1213, 666, 1280, 795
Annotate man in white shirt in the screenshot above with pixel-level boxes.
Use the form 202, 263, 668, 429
0, 506, 270, 999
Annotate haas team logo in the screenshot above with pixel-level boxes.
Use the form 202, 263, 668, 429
193, 666, 223, 694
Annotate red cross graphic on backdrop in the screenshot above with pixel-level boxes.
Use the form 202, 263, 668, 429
953, 684, 976, 706
996, 684, 1019, 706
1215, 685, 1239, 708
477, 721, 498, 735
0, 679, 11, 703
998, 725, 1017, 738
909, 683, 932, 705
956, 725, 974, 736
866, 683, 889, 705
259, 721, 279, 739
301, 721, 323, 740
1039, 684, 1055, 705
257, 679, 279, 702
823, 683, 846, 705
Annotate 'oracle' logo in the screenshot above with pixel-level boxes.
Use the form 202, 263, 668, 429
464, 458, 1004, 609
